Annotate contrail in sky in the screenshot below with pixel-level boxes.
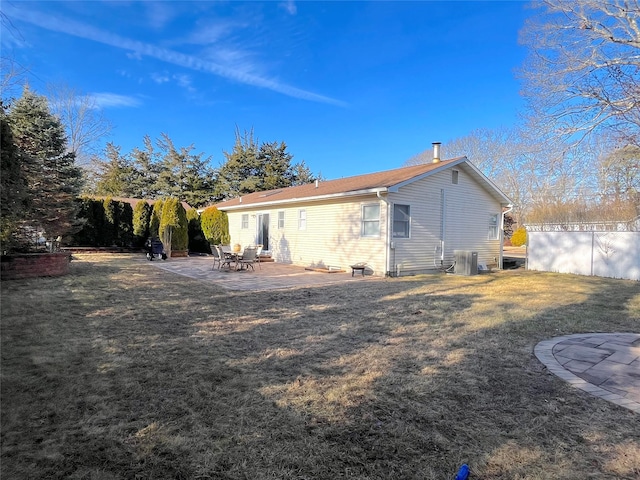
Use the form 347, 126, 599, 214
4, 4, 347, 107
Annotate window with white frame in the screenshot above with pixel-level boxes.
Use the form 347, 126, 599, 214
298, 209, 306, 230
393, 204, 410, 238
452, 170, 459, 185
488, 213, 499, 240
241, 214, 249, 229
361, 204, 380, 237
278, 211, 285, 229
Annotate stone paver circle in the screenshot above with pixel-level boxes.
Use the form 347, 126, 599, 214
535, 333, 640, 414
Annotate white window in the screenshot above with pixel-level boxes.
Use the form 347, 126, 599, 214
488, 213, 499, 240
361, 204, 380, 237
298, 209, 306, 230
278, 211, 285, 229
241, 214, 249, 229
393, 204, 410, 238
452, 170, 459, 185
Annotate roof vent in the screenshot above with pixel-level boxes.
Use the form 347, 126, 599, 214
432, 142, 441, 163
315, 179, 319, 188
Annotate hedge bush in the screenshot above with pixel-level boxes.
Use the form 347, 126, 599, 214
511, 227, 527, 247
133, 200, 151, 247
187, 209, 210, 253
159, 197, 188, 252
200, 206, 229, 246
149, 199, 164, 239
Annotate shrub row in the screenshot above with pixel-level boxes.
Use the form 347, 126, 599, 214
73, 197, 134, 247
71, 197, 212, 253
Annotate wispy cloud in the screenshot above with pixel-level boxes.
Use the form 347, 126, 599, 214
150, 72, 171, 84
143, 2, 176, 30
91, 92, 141, 109
279, 1, 297, 15
4, 4, 345, 106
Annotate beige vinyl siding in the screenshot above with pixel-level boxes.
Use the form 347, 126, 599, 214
389, 166, 502, 273
222, 162, 506, 277
226, 196, 389, 275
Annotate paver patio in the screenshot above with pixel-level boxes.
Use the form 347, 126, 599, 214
535, 333, 640, 413
146, 254, 380, 291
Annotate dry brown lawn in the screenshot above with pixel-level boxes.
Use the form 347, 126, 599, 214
1, 253, 639, 479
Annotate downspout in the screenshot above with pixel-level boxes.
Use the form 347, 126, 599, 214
377, 190, 391, 276
501, 205, 513, 270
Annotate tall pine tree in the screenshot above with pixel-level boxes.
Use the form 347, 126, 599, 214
7, 87, 83, 245
1, 109, 28, 249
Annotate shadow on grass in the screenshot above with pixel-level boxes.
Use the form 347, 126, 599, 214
1, 256, 638, 479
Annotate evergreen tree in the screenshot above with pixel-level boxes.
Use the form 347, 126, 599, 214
7, 87, 83, 244
186, 208, 210, 253
149, 199, 164, 239
215, 129, 318, 199
215, 128, 260, 200
128, 136, 161, 198
133, 200, 152, 247
116, 200, 133, 247
200, 206, 230, 245
0, 109, 28, 249
103, 197, 117, 246
93, 143, 135, 196
259, 141, 294, 190
159, 197, 188, 252
290, 160, 318, 186
72, 197, 106, 246
155, 133, 216, 207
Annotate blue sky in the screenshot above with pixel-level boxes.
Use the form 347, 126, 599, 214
2, 1, 532, 180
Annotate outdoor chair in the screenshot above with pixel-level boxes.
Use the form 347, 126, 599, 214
238, 246, 258, 271
210, 244, 222, 270
255, 244, 263, 269
218, 245, 234, 269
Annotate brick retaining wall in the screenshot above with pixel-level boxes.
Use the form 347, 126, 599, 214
1, 253, 71, 280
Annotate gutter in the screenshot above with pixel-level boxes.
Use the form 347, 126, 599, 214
218, 187, 389, 211
500, 204, 513, 270
377, 191, 392, 276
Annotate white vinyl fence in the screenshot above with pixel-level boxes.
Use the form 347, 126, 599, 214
527, 231, 640, 281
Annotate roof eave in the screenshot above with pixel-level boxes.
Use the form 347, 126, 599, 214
217, 188, 389, 211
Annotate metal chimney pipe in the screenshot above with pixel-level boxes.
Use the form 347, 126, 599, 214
432, 142, 441, 163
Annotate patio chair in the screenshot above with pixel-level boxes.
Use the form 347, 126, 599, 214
255, 244, 263, 269
210, 244, 222, 270
238, 246, 258, 271
218, 245, 234, 269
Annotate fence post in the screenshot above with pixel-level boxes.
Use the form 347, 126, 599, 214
590, 231, 595, 276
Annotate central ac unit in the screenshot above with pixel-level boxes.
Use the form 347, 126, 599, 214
454, 250, 478, 276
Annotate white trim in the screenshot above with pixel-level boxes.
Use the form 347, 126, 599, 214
219, 188, 388, 211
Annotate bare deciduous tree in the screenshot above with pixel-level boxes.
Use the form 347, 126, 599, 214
519, 0, 640, 147
404, 127, 558, 226
47, 83, 113, 167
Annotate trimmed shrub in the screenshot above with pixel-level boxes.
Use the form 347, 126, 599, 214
72, 197, 106, 246
187, 209, 210, 253
102, 198, 133, 247
200, 206, 230, 245
117, 201, 133, 247
103, 197, 117, 246
511, 227, 527, 247
133, 200, 151, 247
159, 197, 188, 252
149, 199, 164, 239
